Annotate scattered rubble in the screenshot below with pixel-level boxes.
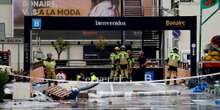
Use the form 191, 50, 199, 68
43, 85, 71, 100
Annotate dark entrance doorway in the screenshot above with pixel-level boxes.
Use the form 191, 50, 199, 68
24, 16, 197, 78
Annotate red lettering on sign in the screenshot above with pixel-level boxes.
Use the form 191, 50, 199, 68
205, 0, 214, 6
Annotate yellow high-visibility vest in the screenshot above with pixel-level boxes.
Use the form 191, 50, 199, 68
91, 75, 97, 81
76, 75, 81, 81
168, 52, 180, 67
43, 59, 56, 70
119, 51, 129, 65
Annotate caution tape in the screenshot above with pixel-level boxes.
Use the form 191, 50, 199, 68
10, 72, 220, 84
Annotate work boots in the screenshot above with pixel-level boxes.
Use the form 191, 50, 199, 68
166, 77, 170, 85
174, 77, 177, 85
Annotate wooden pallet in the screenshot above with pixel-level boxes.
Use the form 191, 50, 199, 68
44, 85, 71, 99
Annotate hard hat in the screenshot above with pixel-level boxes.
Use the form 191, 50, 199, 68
121, 45, 126, 49
114, 46, 120, 50
173, 47, 179, 51
173, 48, 179, 53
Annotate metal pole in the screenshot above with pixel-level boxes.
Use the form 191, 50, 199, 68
121, 0, 124, 45
199, 0, 202, 65
2, 43, 4, 51
159, 0, 164, 66
121, 0, 124, 17
67, 45, 70, 66
18, 43, 20, 71
159, 0, 162, 16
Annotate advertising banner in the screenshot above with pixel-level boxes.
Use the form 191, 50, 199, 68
14, 0, 121, 29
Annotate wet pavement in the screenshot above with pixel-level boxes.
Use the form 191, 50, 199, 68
1, 85, 220, 109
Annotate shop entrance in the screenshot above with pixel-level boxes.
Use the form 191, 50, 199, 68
24, 17, 197, 79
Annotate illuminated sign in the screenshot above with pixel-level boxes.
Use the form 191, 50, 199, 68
166, 20, 186, 27
32, 18, 41, 29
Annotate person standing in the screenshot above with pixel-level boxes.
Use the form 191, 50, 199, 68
166, 48, 181, 85
119, 45, 129, 81
110, 46, 120, 81
127, 50, 135, 80
90, 72, 98, 82
137, 51, 147, 81
43, 53, 57, 86
76, 71, 85, 81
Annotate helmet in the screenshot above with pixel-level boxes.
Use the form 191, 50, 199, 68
173, 48, 179, 53
121, 45, 126, 50
114, 46, 120, 51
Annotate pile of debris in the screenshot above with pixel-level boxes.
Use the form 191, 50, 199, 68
43, 85, 71, 100
43, 85, 79, 100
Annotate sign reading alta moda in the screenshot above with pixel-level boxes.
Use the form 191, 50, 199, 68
201, 0, 219, 9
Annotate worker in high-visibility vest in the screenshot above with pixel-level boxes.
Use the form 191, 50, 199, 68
90, 72, 98, 82
109, 46, 120, 81
76, 74, 82, 81
166, 48, 181, 85
127, 50, 135, 80
43, 53, 57, 86
76, 72, 85, 81
119, 45, 129, 80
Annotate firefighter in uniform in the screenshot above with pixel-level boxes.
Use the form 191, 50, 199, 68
43, 53, 57, 86
127, 50, 135, 80
110, 47, 120, 81
119, 45, 129, 80
166, 48, 181, 85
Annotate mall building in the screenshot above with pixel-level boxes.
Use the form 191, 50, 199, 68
0, 0, 219, 80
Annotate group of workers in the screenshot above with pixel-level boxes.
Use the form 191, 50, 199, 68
110, 45, 135, 81
43, 53, 98, 87
42, 47, 181, 85
76, 72, 97, 82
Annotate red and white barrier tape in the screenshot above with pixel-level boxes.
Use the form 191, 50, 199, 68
10, 72, 220, 84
